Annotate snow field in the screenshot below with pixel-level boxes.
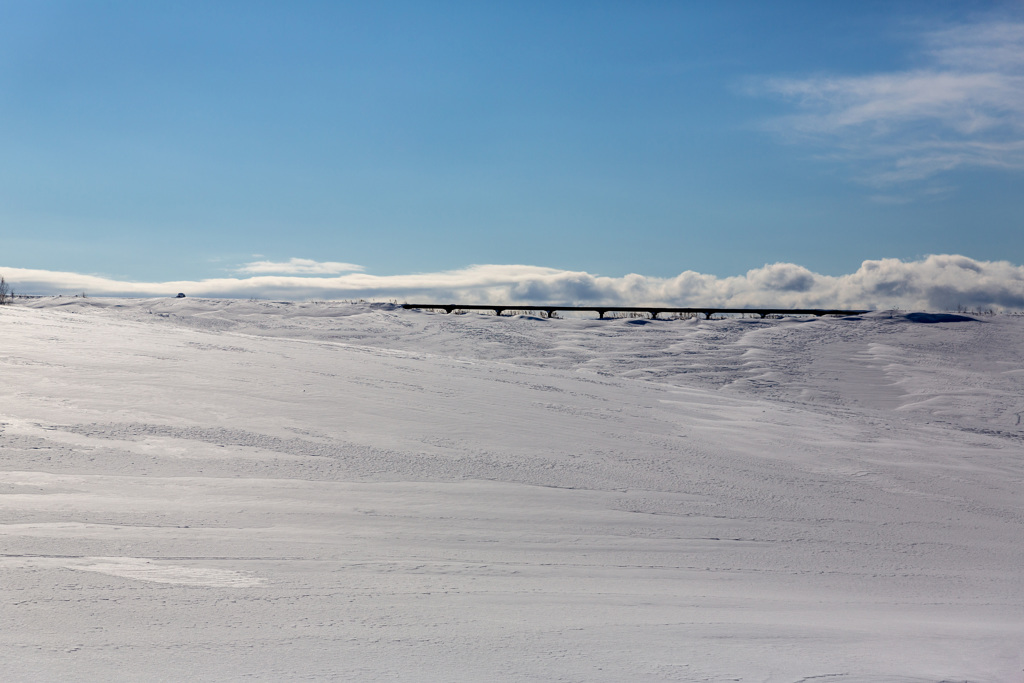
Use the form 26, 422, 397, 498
1, 298, 1022, 681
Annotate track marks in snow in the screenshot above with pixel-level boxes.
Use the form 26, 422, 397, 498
0, 555, 264, 587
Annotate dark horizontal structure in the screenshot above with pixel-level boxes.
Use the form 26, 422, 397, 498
402, 304, 871, 319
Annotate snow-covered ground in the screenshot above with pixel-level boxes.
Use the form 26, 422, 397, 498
1, 298, 1022, 682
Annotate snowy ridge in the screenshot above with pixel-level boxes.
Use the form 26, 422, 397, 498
1, 298, 1022, 681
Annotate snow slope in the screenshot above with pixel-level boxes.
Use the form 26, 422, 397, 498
1, 298, 1022, 682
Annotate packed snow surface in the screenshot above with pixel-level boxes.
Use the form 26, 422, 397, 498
2, 298, 1022, 682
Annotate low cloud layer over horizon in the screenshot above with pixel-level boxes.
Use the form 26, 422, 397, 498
3, 254, 1023, 312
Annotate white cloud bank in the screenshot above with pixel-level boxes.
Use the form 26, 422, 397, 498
757, 20, 1024, 186
3, 254, 1024, 311
235, 258, 364, 275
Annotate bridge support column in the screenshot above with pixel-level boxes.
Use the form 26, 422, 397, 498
597, 310, 607, 319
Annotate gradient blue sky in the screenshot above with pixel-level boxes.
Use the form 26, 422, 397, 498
2, 0, 1022, 286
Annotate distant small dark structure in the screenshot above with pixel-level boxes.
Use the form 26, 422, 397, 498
904, 312, 978, 323
176, 293, 186, 298
401, 304, 871, 319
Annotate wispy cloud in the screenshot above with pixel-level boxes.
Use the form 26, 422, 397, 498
235, 258, 364, 275
755, 19, 1024, 187
3, 255, 1024, 311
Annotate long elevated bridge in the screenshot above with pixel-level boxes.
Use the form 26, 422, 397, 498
401, 304, 870, 319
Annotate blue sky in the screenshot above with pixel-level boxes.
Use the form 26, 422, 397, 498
1, 1, 1023, 303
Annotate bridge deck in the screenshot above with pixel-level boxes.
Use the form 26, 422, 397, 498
401, 304, 870, 319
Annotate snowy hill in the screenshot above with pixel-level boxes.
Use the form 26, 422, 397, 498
2, 298, 1022, 681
